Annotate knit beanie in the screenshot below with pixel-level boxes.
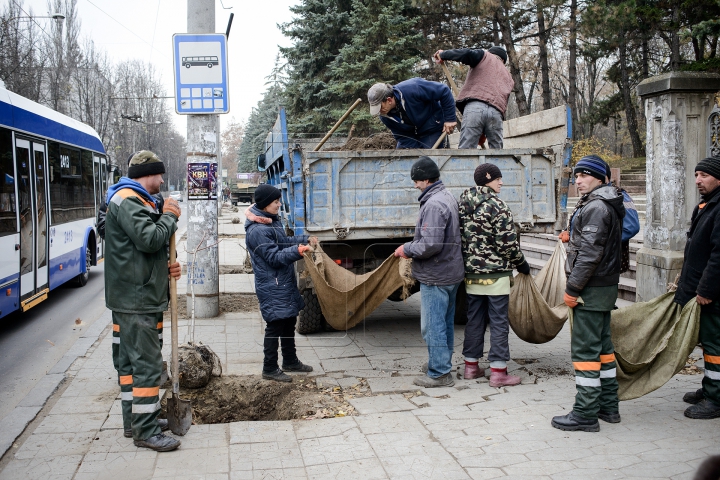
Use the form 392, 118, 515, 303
488, 46, 508, 64
474, 163, 502, 186
410, 156, 440, 181
695, 157, 720, 180
574, 155, 609, 182
254, 184, 282, 209
127, 150, 165, 179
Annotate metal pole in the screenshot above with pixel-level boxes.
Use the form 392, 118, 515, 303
186, 0, 219, 317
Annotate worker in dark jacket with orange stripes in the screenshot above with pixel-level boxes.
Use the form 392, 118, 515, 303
552, 155, 625, 433
105, 151, 182, 451
674, 157, 720, 420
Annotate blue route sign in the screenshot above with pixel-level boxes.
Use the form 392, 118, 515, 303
172, 33, 229, 114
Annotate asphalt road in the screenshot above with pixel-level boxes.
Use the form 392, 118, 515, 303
0, 202, 187, 421
0, 263, 107, 420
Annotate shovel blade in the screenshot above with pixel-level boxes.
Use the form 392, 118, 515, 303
167, 394, 192, 436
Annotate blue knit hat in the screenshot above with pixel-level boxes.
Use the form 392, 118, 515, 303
574, 155, 609, 182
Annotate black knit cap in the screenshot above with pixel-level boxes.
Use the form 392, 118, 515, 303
410, 156, 440, 181
695, 157, 720, 180
254, 184, 282, 209
488, 46, 508, 64
474, 163, 502, 186
127, 150, 165, 179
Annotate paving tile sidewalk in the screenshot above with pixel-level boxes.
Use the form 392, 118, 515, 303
1, 207, 718, 479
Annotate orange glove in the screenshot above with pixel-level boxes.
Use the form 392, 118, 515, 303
163, 197, 181, 219
558, 230, 570, 243
298, 244, 313, 255
479, 134, 487, 148
564, 293, 578, 308
168, 261, 181, 280
394, 245, 409, 259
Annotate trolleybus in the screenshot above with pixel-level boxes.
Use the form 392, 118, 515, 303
0, 86, 109, 319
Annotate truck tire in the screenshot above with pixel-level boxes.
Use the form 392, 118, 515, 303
454, 282, 468, 325
297, 290, 324, 334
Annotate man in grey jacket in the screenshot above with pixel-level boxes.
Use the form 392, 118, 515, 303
395, 156, 465, 387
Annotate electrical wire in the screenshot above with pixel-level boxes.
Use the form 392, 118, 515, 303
9, 0, 53, 39
148, 0, 162, 64
82, 0, 169, 60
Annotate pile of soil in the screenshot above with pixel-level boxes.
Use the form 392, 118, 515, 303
170, 375, 366, 423
329, 132, 397, 151
165, 293, 259, 319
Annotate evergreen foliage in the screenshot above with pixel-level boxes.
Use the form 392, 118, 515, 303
326, 0, 424, 135
237, 83, 284, 173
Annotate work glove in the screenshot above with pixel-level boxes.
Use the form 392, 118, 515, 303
244, 205, 272, 224
298, 244, 313, 255
479, 134, 487, 148
558, 230, 570, 243
564, 293, 579, 308
516, 261, 531, 275
168, 261, 181, 280
394, 245, 409, 259
163, 197, 181, 219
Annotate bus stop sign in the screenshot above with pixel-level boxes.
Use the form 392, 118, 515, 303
172, 33, 229, 114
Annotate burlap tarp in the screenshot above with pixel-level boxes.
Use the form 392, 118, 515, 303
302, 248, 415, 330
508, 240, 569, 343
610, 293, 701, 400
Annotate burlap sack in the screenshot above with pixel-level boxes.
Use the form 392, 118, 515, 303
611, 293, 700, 400
302, 248, 415, 330
508, 240, 568, 343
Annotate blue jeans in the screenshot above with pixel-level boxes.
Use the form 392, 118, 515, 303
420, 282, 460, 378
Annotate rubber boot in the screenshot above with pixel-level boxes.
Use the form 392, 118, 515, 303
489, 367, 521, 387
463, 361, 482, 380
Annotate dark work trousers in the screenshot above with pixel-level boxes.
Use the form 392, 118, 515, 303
700, 301, 720, 404
263, 317, 299, 373
571, 285, 619, 420
115, 311, 163, 441
112, 314, 164, 431
462, 294, 510, 362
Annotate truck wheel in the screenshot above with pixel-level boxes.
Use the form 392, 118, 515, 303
297, 290, 324, 334
454, 282, 467, 325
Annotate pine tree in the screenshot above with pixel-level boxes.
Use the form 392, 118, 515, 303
327, 0, 424, 135
237, 83, 284, 173
279, 0, 354, 137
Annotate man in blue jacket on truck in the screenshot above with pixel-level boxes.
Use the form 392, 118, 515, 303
368, 79, 457, 149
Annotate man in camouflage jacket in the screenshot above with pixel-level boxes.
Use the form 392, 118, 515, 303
459, 163, 530, 386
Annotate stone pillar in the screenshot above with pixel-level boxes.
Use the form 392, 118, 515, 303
635, 72, 720, 302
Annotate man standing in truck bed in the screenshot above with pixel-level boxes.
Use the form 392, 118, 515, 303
367, 79, 457, 149
433, 46, 513, 149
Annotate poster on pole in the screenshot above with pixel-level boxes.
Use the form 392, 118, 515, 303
187, 163, 218, 200
172, 33, 229, 114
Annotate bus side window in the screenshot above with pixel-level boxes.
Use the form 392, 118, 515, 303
0, 127, 17, 235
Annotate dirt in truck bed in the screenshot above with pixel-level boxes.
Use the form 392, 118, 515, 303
326, 132, 397, 151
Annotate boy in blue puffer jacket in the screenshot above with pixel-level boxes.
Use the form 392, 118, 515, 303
245, 184, 317, 382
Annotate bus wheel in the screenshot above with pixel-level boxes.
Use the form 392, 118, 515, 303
73, 246, 91, 287
185, 63, 191, 68
207, 63, 213, 68
297, 290, 323, 334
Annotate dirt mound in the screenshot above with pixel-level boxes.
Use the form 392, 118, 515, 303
171, 375, 359, 423
328, 132, 397, 151
165, 293, 259, 319
178, 343, 223, 389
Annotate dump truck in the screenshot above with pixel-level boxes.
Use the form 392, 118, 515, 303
229, 172, 262, 205
257, 106, 573, 334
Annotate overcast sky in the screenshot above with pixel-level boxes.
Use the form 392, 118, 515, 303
19, 0, 299, 135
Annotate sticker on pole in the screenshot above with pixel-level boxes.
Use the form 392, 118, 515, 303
188, 163, 218, 200
173, 33, 229, 114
